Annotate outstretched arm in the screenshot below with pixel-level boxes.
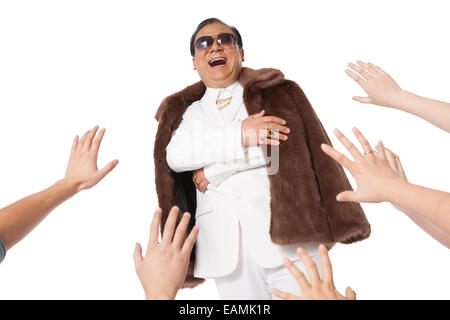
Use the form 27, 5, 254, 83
383, 148, 450, 247
0, 126, 118, 250
133, 206, 198, 300
321, 127, 450, 247
346, 61, 450, 132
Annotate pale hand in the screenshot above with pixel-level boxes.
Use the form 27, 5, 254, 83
346, 60, 404, 108
133, 206, 199, 300
321, 127, 403, 203
64, 125, 119, 192
271, 245, 356, 300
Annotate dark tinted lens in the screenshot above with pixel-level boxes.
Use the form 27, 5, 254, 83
217, 33, 236, 47
195, 36, 214, 51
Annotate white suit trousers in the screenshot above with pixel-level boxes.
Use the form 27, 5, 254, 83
214, 222, 322, 300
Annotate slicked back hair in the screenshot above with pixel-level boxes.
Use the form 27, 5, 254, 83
190, 18, 243, 57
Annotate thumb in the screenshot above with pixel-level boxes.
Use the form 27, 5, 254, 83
253, 109, 265, 118
98, 159, 119, 181
133, 243, 143, 269
352, 96, 372, 104
336, 191, 360, 202
345, 287, 357, 300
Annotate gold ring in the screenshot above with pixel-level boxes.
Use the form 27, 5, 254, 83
364, 150, 374, 155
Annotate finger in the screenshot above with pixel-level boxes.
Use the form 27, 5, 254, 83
283, 257, 310, 292
91, 127, 106, 155
383, 147, 399, 173
318, 244, 334, 285
172, 212, 191, 249
345, 287, 357, 300
262, 116, 287, 126
181, 225, 199, 255
333, 128, 362, 160
336, 190, 360, 202
320, 143, 353, 169
348, 62, 372, 80
259, 136, 280, 146
133, 242, 143, 270
267, 130, 289, 142
376, 140, 387, 160
252, 110, 266, 118
192, 176, 199, 184
270, 288, 299, 300
95, 159, 119, 183
79, 130, 91, 150
368, 62, 384, 75
356, 60, 377, 76
84, 125, 99, 152
352, 127, 373, 154
297, 248, 321, 286
265, 123, 290, 135
352, 96, 372, 104
200, 180, 209, 192
162, 206, 180, 245
70, 135, 79, 155
149, 208, 162, 246
345, 69, 366, 89
395, 155, 408, 181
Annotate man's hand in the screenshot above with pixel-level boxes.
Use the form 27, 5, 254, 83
133, 206, 199, 300
271, 245, 356, 300
193, 168, 209, 192
63, 125, 119, 192
346, 60, 404, 108
241, 110, 290, 147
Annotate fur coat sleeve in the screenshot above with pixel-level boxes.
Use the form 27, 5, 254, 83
287, 80, 370, 243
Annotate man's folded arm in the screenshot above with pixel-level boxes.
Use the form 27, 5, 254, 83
203, 145, 270, 187
166, 115, 246, 173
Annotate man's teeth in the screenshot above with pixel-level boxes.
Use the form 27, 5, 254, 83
209, 58, 226, 63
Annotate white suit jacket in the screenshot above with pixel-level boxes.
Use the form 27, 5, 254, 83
166, 83, 318, 278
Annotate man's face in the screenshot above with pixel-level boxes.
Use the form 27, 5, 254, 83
192, 23, 244, 88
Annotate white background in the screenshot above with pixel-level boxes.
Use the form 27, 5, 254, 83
0, 0, 448, 299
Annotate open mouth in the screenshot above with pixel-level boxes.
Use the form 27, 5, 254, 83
208, 57, 227, 67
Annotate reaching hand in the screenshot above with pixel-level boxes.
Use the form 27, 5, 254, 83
320, 127, 403, 203
64, 125, 118, 192
271, 245, 356, 300
193, 168, 209, 192
346, 61, 404, 108
133, 206, 199, 300
241, 110, 290, 147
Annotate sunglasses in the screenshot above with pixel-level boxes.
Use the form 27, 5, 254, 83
194, 33, 237, 52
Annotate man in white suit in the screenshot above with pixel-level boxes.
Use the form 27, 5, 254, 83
165, 18, 321, 299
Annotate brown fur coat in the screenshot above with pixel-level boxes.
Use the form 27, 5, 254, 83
154, 67, 371, 288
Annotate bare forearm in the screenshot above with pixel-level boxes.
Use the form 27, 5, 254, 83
0, 179, 78, 249
395, 204, 450, 248
393, 90, 450, 132
387, 180, 450, 234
